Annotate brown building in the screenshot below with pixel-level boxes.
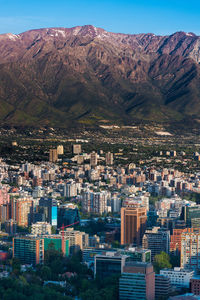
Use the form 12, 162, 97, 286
105, 152, 113, 165
90, 151, 98, 167
121, 206, 147, 246
170, 228, 185, 256
191, 277, 200, 295
49, 148, 58, 163
73, 144, 81, 154
11, 198, 33, 227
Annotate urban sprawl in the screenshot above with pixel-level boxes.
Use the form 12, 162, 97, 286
1, 142, 200, 299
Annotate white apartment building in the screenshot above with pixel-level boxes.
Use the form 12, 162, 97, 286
31, 222, 52, 235
160, 267, 194, 288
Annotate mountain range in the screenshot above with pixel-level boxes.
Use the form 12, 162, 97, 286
0, 25, 200, 127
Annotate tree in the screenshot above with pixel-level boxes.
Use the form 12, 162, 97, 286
153, 251, 172, 273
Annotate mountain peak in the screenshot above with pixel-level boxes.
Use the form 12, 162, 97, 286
0, 26, 200, 127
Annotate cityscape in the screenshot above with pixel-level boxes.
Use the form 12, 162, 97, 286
1, 0, 200, 299
0, 134, 200, 299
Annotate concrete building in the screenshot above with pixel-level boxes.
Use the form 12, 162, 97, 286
181, 206, 200, 227
82, 190, 111, 215
120, 247, 151, 263
105, 152, 113, 166
73, 144, 81, 154
181, 228, 200, 273
31, 222, 51, 235
119, 262, 155, 300
191, 276, 200, 295
11, 197, 33, 227
121, 206, 147, 246
57, 145, 64, 155
90, 151, 98, 167
160, 267, 194, 288
5, 219, 17, 235
59, 228, 89, 254
142, 227, 170, 259
13, 237, 44, 265
155, 274, 172, 299
170, 228, 185, 256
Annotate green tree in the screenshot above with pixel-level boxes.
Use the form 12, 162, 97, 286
153, 251, 172, 273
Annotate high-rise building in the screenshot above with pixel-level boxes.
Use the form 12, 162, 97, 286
39, 197, 58, 227
73, 144, 81, 154
95, 252, 129, 279
57, 204, 80, 228
170, 228, 185, 256
119, 262, 155, 300
181, 228, 200, 273
181, 205, 200, 227
49, 149, 58, 163
13, 237, 44, 265
90, 151, 98, 167
5, 219, 17, 235
11, 197, 33, 227
121, 206, 147, 246
142, 227, 170, 260
105, 152, 113, 165
65, 181, 78, 198
82, 191, 111, 215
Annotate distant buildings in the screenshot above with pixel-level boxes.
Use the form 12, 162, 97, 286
57, 145, 64, 155
90, 151, 98, 167
105, 152, 113, 166
73, 144, 81, 154
49, 149, 58, 163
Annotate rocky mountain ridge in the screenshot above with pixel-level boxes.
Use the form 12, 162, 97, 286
0, 25, 200, 127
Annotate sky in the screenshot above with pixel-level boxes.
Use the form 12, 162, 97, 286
0, 0, 200, 36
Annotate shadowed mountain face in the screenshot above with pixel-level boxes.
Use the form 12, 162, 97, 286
0, 25, 200, 127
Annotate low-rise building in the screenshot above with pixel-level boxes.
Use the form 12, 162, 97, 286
160, 267, 194, 288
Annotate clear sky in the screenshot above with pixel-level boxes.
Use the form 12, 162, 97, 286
0, 0, 200, 36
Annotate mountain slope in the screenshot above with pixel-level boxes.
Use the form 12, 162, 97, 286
0, 26, 200, 127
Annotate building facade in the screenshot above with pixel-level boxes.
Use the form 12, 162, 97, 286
119, 262, 155, 300
13, 237, 44, 265
121, 206, 147, 246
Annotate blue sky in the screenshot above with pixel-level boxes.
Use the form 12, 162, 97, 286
0, 0, 200, 35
